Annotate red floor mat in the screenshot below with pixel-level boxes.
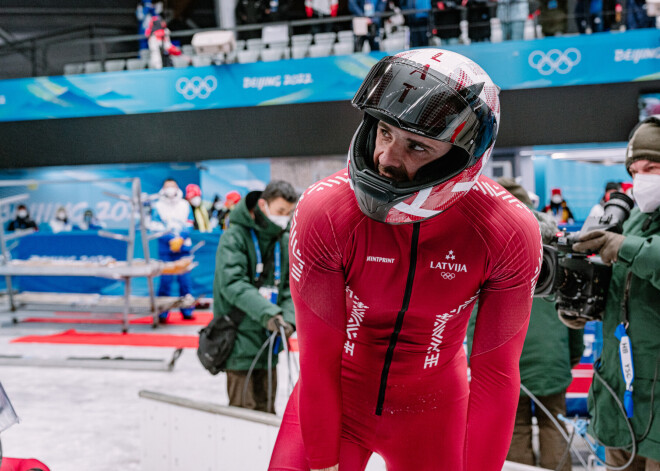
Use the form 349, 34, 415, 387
22, 311, 213, 326
11, 329, 199, 348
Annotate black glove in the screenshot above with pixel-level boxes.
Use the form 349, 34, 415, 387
266, 314, 294, 338
572, 230, 626, 265
557, 309, 588, 329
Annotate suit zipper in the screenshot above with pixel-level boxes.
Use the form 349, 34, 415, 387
375, 222, 420, 416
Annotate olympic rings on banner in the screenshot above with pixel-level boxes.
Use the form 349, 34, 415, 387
528, 48, 581, 75
175, 76, 217, 100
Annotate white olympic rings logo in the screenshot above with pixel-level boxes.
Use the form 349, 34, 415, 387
528, 48, 581, 75
175, 76, 217, 100
441, 272, 456, 280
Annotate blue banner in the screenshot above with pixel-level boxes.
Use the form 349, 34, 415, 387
0, 29, 657, 122
0, 160, 269, 230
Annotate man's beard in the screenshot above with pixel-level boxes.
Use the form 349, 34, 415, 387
378, 164, 410, 183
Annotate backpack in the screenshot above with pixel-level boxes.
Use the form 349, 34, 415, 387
197, 310, 244, 375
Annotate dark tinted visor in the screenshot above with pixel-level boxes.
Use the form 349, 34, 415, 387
352, 56, 496, 158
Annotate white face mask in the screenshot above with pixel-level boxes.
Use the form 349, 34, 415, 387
190, 196, 202, 207
632, 173, 660, 213
263, 204, 291, 230
56, 211, 67, 220
17, 210, 27, 218
551, 195, 563, 204
163, 187, 178, 199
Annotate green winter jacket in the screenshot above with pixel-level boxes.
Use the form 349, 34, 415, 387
588, 207, 660, 461
212, 193, 295, 371
467, 298, 583, 397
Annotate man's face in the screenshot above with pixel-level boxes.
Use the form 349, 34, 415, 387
373, 121, 453, 183
261, 197, 296, 217
163, 181, 179, 192
629, 159, 660, 178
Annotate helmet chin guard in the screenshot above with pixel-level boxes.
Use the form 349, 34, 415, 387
348, 49, 500, 224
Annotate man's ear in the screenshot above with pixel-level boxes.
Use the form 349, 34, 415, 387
257, 198, 267, 212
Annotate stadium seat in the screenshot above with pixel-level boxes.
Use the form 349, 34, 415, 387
291, 34, 313, 47
236, 39, 246, 50
171, 55, 191, 68
291, 43, 309, 59
63, 63, 84, 75
83, 61, 103, 74
237, 49, 260, 63
332, 41, 354, 56
337, 30, 355, 43
381, 36, 407, 53
246, 38, 264, 50
313, 32, 337, 45
126, 58, 148, 70
260, 47, 284, 62
104, 59, 126, 72
262, 24, 289, 46
191, 55, 212, 67
308, 43, 333, 58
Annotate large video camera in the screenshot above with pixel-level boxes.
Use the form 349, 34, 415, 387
534, 192, 635, 324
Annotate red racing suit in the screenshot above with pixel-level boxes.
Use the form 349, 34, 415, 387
269, 169, 543, 471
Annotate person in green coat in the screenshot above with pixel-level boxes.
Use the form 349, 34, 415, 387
213, 180, 298, 414
468, 177, 584, 471
572, 115, 660, 469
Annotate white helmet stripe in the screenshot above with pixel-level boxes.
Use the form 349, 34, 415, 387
393, 187, 441, 217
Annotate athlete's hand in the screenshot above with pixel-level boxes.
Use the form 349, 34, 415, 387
572, 230, 625, 265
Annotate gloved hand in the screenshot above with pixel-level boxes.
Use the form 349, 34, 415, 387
266, 314, 295, 338
169, 236, 184, 253
572, 230, 626, 265
305, 6, 314, 16
557, 310, 588, 329
330, 3, 338, 16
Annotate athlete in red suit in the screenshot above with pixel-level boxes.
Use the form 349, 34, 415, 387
269, 49, 543, 471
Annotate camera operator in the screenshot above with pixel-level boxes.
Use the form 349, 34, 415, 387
570, 115, 660, 470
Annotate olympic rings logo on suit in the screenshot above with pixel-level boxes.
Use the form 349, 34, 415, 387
175, 76, 217, 100
528, 48, 581, 76
441, 272, 456, 280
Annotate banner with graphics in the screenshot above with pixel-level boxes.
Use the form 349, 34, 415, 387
0, 29, 657, 123
0, 160, 269, 230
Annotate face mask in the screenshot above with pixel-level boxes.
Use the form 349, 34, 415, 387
551, 195, 562, 204
632, 173, 660, 213
17, 210, 27, 218
56, 212, 66, 220
214, 202, 223, 210
163, 187, 178, 199
263, 204, 290, 230
190, 196, 202, 207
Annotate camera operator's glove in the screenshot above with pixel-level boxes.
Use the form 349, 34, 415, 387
572, 230, 626, 265
557, 310, 589, 329
266, 314, 295, 338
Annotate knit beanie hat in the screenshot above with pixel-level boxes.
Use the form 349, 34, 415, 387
497, 177, 533, 208
625, 115, 660, 175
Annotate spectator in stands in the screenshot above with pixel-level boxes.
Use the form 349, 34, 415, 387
349, 0, 388, 51
626, 0, 655, 28
496, 0, 529, 40
587, 181, 621, 220
212, 180, 297, 413
217, 190, 242, 230
400, 0, 430, 46
74, 209, 105, 231
136, 0, 163, 54
305, 0, 339, 33
575, 0, 604, 33
468, 177, 584, 471
543, 187, 575, 224
6, 204, 38, 232
151, 178, 195, 322
49, 206, 73, 233
185, 184, 211, 232
538, 0, 568, 36
145, 16, 182, 69
236, 0, 271, 39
